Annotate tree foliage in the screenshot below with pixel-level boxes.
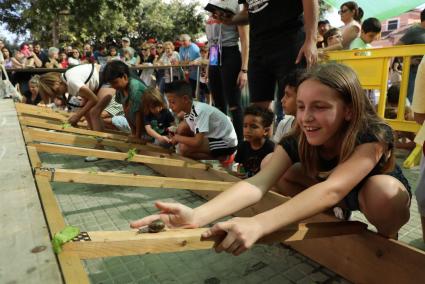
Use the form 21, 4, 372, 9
319, 0, 334, 19
0, 0, 205, 46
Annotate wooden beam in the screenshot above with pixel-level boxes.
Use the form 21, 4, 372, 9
27, 127, 170, 154
15, 103, 70, 121
31, 143, 207, 169
16, 102, 71, 117
64, 221, 366, 259
19, 116, 130, 141
34, 175, 89, 284
26, 146, 42, 169
35, 168, 233, 192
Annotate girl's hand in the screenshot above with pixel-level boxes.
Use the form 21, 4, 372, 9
159, 135, 171, 144
237, 71, 247, 89
201, 217, 264, 256
68, 115, 80, 126
130, 201, 198, 229
170, 134, 180, 145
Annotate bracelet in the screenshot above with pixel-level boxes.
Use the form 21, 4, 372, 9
241, 69, 248, 73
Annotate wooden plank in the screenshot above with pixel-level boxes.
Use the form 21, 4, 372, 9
35, 168, 233, 191
32, 142, 207, 169
34, 175, 89, 284
291, 231, 425, 284
27, 127, 170, 154
58, 252, 90, 284
145, 160, 425, 284
26, 146, 42, 169
16, 104, 69, 121
64, 221, 366, 259
20, 116, 130, 141
15, 103, 72, 117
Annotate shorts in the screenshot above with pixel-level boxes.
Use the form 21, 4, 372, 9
343, 164, 412, 211
248, 29, 305, 103
208, 138, 237, 158
111, 116, 131, 133
104, 99, 124, 117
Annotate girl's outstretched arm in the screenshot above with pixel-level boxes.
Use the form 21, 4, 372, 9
130, 146, 293, 228
202, 142, 385, 255
252, 142, 384, 236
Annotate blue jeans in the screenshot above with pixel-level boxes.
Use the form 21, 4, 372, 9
407, 65, 418, 104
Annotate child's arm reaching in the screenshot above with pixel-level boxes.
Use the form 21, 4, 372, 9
145, 124, 171, 144
172, 132, 204, 148
201, 142, 386, 255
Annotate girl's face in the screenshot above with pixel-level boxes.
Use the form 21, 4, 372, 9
149, 105, 163, 115
51, 80, 67, 97
327, 32, 342, 46
60, 53, 67, 60
29, 83, 39, 95
281, 85, 297, 116
110, 49, 117, 56
296, 79, 352, 150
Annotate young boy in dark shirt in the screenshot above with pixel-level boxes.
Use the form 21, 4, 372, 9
235, 105, 275, 178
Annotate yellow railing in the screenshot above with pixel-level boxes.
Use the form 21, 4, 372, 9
327, 44, 425, 167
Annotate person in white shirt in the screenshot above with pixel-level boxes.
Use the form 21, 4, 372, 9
164, 80, 237, 161
38, 64, 115, 131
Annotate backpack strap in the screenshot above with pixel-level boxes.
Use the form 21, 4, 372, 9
62, 63, 94, 84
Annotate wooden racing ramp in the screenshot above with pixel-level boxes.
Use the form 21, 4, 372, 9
16, 103, 425, 284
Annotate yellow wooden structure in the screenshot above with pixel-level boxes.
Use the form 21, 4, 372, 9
327, 44, 425, 168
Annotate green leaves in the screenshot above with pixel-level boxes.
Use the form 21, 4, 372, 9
51, 226, 80, 254
1, 0, 205, 46
126, 148, 137, 161
61, 122, 71, 129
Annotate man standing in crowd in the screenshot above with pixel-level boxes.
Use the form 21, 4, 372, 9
179, 34, 201, 98
32, 41, 48, 66
214, 0, 318, 110
120, 37, 135, 57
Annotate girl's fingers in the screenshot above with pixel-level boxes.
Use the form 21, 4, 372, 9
129, 214, 161, 228
225, 240, 241, 254
155, 201, 182, 214
233, 245, 246, 256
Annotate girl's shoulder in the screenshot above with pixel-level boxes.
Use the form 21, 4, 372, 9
357, 123, 393, 145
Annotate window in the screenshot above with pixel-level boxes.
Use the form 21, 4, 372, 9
387, 19, 399, 31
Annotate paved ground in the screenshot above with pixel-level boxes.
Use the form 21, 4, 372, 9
0, 101, 62, 284
39, 147, 423, 284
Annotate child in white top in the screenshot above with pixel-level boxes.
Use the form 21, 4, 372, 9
164, 80, 237, 160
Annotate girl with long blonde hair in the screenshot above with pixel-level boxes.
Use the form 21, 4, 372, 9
130, 63, 411, 255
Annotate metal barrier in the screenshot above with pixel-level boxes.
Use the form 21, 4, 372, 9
327, 44, 425, 167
